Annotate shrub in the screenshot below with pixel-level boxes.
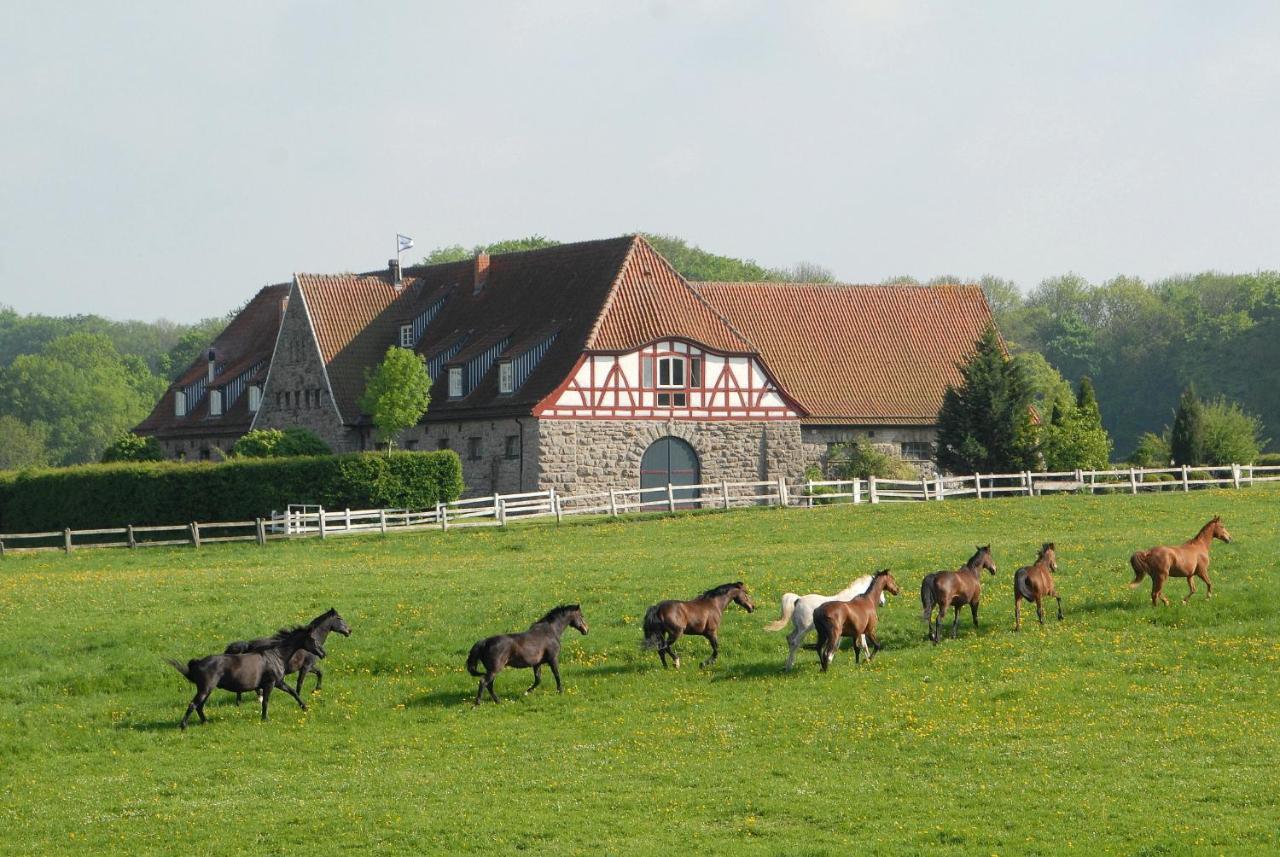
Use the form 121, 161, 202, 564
1200, 398, 1267, 465
232, 428, 332, 458
0, 451, 463, 533
100, 433, 164, 463
830, 442, 918, 481
1256, 452, 1280, 467
1129, 432, 1170, 467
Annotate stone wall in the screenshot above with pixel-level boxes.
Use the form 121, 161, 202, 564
155, 435, 237, 461
535, 419, 806, 494
253, 284, 356, 452
396, 417, 538, 497
801, 425, 938, 478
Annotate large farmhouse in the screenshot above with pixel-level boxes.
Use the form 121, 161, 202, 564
135, 236, 994, 495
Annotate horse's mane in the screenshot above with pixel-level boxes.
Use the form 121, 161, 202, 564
700, 582, 744, 598
246, 624, 311, 651
308, 608, 339, 628
967, 545, 991, 566
535, 604, 581, 624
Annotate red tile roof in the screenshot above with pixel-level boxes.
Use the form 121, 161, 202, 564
693, 281, 993, 424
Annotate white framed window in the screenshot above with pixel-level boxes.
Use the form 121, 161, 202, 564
209, 389, 223, 417
174, 390, 187, 417
399, 324, 414, 348
248, 385, 261, 412
498, 361, 514, 394
657, 356, 686, 388
448, 366, 463, 398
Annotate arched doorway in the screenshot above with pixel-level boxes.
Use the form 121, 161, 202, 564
640, 436, 700, 506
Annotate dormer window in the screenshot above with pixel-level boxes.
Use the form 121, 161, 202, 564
399, 324, 414, 348
175, 391, 187, 417
248, 385, 261, 412
498, 361, 514, 395
209, 389, 223, 417
448, 366, 463, 398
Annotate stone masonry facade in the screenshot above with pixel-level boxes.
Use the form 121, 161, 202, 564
801, 425, 939, 478
395, 417, 539, 496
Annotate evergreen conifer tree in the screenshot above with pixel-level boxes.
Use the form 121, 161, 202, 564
1169, 385, 1205, 466
935, 326, 1037, 474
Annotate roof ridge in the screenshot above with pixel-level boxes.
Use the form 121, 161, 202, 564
696, 280, 985, 290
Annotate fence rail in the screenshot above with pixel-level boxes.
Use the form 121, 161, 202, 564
2, 463, 1277, 556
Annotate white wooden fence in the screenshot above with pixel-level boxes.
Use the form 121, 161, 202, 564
1, 463, 1277, 555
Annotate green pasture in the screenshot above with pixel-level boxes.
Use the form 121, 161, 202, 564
1, 487, 1277, 855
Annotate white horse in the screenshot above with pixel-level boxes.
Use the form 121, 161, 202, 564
765, 576, 883, 670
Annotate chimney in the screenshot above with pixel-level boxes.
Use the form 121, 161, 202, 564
388, 258, 403, 289
473, 252, 490, 295
206, 348, 216, 383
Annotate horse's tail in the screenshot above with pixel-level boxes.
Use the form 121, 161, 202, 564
763, 593, 799, 632
1129, 551, 1149, 584
465, 641, 486, 677
165, 658, 193, 682
1014, 568, 1035, 601
920, 573, 937, 623
813, 609, 835, 667
641, 604, 666, 649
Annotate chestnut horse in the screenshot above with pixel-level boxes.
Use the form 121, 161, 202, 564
1130, 516, 1232, 606
921, 545, 997, 643
642, 582, 754, 668
466, 605, 588, 705
814, 570, 900, 670
1014, 543, 1062, 630
764, 574, 884, 671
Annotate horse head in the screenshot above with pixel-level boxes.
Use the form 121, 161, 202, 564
732, 583, 755, 613
876, 569, 901, 598
1210, 516, 1232, 544
977, 545, 997, 575
326, 608, 352, 637
1040, 543, 1058, 573
568, 605, 589, 636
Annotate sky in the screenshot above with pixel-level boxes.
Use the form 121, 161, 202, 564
2, 1, 1279, 321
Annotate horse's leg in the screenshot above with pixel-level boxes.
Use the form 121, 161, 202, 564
701, 632, 719, 668
312, 665, 323, 690
865, 630, 881, 660
235, 692, 242, 706
1055, 593, 1064, 621
1153, 572, 1170, 607
275, 678, 308, 711
667, 630, 684, 669
1199, 567, 1213, 598
295, 664, 308, 697
260, 683, 273, 721
951, 605, 960, 639
180, 692, 202, 730
549, 658, 563, 693
526, 664, 542, 695
474, 678, 486, 705
785, 624, 805, 671
486, 673, 500, 704
1014, 592, 1022, 632
657, 644, 669, 669
1183, 574, 1196, 604
971, 601, 980, 627
1035, 594, 1045, 626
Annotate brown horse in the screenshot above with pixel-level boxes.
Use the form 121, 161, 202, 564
1014, 543, 1062, 630
1130, 516, 1232, 606
921, 545, 997, 643
466, 605, 588, 705
814, 570, 900, 670
642, 582, 755, 668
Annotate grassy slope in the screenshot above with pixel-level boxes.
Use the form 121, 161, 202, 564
1, 488, 1277, 856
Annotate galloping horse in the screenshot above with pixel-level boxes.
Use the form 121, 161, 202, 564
921, 545, 997, 643
226, 608, 351, 704
643, 582, 754, 669
466, 605, 588, 705
1014, 543, 1063, 630
1130, 516, 1232, 606
814, 570, 900, 670
167, 625, 326, 729
764, 575, 884, 670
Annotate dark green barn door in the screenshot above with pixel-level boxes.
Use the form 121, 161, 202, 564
640, 437, 700, 505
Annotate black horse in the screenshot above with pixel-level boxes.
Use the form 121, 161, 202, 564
466, 605, 588, 705
226, 608, 351, 704
167, 625, 326, 729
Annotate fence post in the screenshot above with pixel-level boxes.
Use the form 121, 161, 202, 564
1074, 469, 1084, 493
1232, 463, 1242, 489
869, 476, 879, 504
553, 488, 563, 523
127, 524, 137, 549
255, 518, 266, 546
920, 476, 929, 501
0, 539, 4, 558
1023, 472, 1033, 496
440, 504, 449, 531
666, 483, 676, 513
935, 475, 945, 501
608, 489, 618, 517
853, 478, 861, 505
1128, 468, 1138, 495
344, 508, 351, 531
1089, 470, 1097, 494
777, 476, 788, 507
497, 497, 507, 526
318, 507, 327, 539
492, 493, 501, 523
189, 522, 200, 549
1181, 464, 1190, 492
721, 480, 730, 510
379, 509, 387, 535
63, 528, 72, 552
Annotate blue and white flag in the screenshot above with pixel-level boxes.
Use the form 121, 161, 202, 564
397, 233, 414, 252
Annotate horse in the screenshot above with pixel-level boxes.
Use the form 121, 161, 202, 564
814, 570, 900, 671
1130, 516, 1232, 606
167, 625, 326, 729
642, 582, 755, 669
1014, 543, 1063, 630
226, 608, 351, 705
764, 575, 885, 670
466, 605, 588, 705
921, 545, 997, 644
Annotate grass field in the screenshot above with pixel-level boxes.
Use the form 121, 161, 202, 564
2, 487, 1278, 855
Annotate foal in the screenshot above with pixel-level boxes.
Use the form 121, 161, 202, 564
1130, 516, 1232, 606
642, 582, 755, 669
226, 608, 351, 704
168, 625, 325, 729
921, 545, 996, 644
466, 605, 588, 705
1014, 543, 1063, 630
814, 570, 900, 670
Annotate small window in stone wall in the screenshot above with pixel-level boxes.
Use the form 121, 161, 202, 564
467, 437, 482, 461
901, 441, 933, 460
504, 435, 519, 459
437, 438, 450, 451
405, 439, 419, 450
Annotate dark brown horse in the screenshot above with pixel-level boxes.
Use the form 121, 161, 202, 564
226, 608, 351, 704
1014, 543, 1062, 630
1130, 516, 1232, 606
814, 570, 900, 670
643, 582, 755, 668
921, 545, 997, 643
167, 625, 326, 729
466, 605, 588, 705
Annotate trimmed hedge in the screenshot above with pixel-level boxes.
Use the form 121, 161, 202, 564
0, 451, 463, 533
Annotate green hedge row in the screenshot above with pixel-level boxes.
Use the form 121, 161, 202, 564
0, 451, 463, 533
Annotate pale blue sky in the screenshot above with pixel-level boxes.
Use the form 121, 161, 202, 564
2, 2, 1278, 320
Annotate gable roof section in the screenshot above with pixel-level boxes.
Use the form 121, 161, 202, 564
693, 282, 994, 424
135, 283, 289, 437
